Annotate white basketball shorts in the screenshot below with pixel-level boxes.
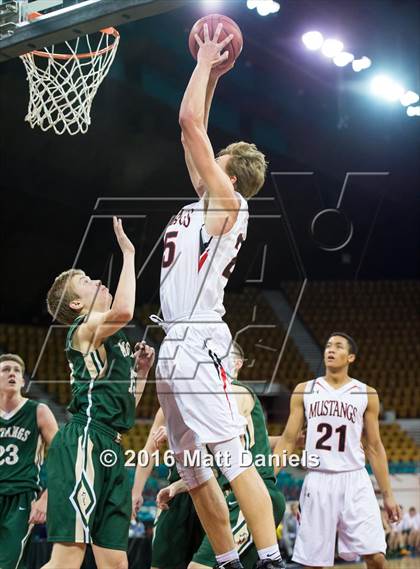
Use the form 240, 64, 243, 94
293, 468, 386, 567
155, 320, 246, 455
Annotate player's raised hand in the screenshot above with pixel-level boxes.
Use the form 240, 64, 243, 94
152, 425, 168, 449
113, 216, 135, 256
134, 341, 155, 377
384, 496, 402, 524
195, 23, 233, 69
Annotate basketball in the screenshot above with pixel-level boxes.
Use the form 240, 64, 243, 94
188, 14, 243, 74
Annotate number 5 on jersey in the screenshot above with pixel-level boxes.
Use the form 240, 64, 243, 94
162, 231, 178, 268
162, 231, 245, 280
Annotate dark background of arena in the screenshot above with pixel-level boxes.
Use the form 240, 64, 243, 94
0, 0, 419, 325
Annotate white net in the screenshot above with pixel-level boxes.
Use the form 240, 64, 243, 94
20, 28, 119, 135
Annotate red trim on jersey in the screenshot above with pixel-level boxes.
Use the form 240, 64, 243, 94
198, 251, 209, 272
315, 381, 328, 391
208, 349, 233, 417
219, 363, 233, 416
343, 383, 360, 393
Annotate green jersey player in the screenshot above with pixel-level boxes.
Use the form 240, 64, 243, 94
0, 353, 58, 569
42, 218, 155, 569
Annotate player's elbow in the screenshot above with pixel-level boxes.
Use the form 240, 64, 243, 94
179, 112, 200, 134
111, 307, 134, 324
365, 439, 384, 459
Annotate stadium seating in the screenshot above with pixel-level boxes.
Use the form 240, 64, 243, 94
0, 281, 418, 468
0, 324, 69, 405
282, 280, 420, 419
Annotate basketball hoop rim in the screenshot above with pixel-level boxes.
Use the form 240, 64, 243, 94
25, 12, 119, 60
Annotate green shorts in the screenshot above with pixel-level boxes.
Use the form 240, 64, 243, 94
151, 492, 204, 569
193, 480, 286, 569
0, 490, 37, 569
46, 418, 131, 551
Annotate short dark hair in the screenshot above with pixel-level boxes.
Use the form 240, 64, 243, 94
327, 333, 358, 355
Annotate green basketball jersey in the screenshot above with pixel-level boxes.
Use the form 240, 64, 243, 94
216, 381, 275, 489
0, 399, 43, 496
66, 315, 136, 432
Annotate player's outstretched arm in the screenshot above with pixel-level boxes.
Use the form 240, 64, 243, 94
182, 55, 233, 198
363, 387, 401, 523
182, 75, 217, 197
180, 25, 239, 235
273, 383, 305, 476
132, 407, 165, 519
79, 217, 136, 346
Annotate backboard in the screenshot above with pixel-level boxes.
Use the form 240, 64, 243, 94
0, 0, 186, 63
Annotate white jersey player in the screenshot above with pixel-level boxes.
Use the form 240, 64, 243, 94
160, 194, 248, 324
154, 22, 285, 569
156, 194, 249, 452
274, 333, 401, 569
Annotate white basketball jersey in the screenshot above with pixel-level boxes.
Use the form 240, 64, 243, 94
160, 192, 249, 322
304, 377, 368, 472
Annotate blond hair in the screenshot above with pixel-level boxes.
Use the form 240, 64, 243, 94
46, 269, 85, 325
218, 142, 268, 199
0, 353, 25, 375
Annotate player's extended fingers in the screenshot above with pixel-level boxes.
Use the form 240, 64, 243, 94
203, 23, 210, 42
213, 23, 223, 43
194, 33, 203, 48
118, 218, 126, 236
114, 217, 124, 240
216, 51, 229, 65
218, 33, 234, 50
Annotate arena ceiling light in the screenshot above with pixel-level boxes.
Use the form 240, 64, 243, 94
321, 38, 344, 58
400, 90, 420, 107
352, 56, 371, 72
407, 106, 420, 117
302, 31, 324, 51
247, 0, 280, 16
302, 32, 372, 74
371, 75, 405, 102
333, 51, 354, 67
